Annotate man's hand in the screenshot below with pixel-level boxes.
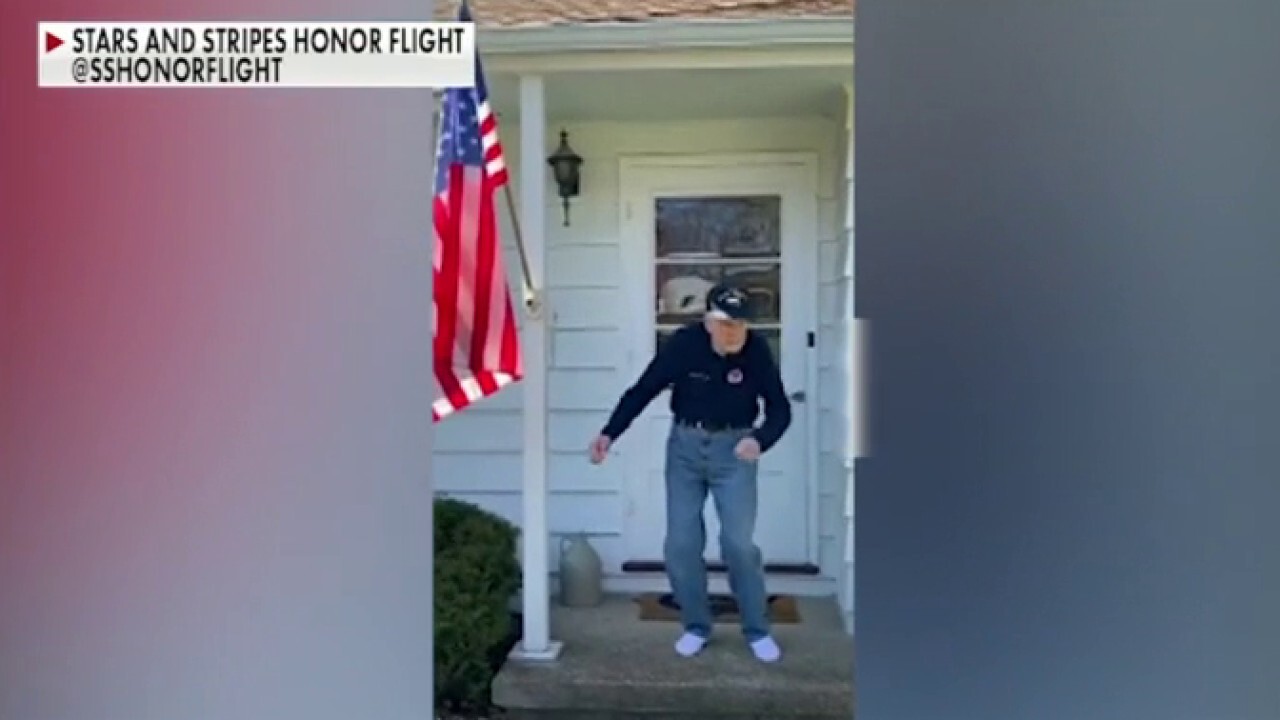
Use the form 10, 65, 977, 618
734, 436, 762, 462
588, 434, 612, 465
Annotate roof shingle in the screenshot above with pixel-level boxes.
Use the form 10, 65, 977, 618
436, 0, 855, 27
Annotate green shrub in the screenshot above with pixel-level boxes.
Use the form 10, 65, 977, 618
434, 497, 521, 711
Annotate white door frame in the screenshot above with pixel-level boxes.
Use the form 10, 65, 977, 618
617, 151, 822, 568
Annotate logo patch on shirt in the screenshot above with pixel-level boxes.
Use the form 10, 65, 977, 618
726, 368, 744, 384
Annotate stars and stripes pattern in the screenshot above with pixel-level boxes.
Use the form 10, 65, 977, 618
432, 2, 521, 421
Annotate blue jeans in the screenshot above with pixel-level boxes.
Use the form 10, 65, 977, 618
663, 423, 770, 642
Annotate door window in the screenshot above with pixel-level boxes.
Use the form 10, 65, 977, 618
652, 195, 783, 362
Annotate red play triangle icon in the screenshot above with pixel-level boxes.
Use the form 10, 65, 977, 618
45, 32, 64, 53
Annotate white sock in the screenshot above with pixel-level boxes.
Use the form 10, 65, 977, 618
674, 632, 707, 657
749, 635, 782, 663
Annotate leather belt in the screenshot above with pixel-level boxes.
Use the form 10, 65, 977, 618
674, 418, 749, 433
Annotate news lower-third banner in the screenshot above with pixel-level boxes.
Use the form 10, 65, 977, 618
38, 22, 475, 88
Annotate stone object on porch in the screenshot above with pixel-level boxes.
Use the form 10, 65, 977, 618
558, 533, 604, 607
492, 594, 853, 720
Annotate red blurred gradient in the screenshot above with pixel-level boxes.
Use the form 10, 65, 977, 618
2, 1, 438, 717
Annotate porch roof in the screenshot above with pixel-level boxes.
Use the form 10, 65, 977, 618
435, 0, 855, 27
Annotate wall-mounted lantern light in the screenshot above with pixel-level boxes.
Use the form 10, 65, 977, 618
546, 129, 583, 227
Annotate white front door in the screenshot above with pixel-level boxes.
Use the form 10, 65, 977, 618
618, 153, 819, 568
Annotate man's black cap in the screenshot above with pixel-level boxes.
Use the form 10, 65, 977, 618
706, 283, 753, 321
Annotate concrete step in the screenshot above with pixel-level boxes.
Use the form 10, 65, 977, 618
492, 595, 853, 719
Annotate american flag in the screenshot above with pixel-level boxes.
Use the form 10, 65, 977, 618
432, 4, 521, 422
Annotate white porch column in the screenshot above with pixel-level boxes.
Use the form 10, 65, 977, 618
512, 73, 562, 661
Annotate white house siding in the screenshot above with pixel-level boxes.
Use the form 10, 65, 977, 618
434, 116, 846, 585
835, 86, 856, 633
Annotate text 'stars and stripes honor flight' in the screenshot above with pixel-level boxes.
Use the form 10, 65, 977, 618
432, 1, 521, 421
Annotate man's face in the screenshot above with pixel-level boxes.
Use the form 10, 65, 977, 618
707, 316, 748, 353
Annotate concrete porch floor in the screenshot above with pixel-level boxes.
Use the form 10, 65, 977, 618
492, 594, 855, 720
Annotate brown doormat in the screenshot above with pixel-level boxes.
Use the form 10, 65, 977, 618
635, 592, 801, 624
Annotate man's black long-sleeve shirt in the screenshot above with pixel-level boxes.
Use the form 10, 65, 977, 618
600, 323, 792, 452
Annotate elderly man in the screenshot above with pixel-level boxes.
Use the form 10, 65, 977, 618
588, 283, 792, 663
